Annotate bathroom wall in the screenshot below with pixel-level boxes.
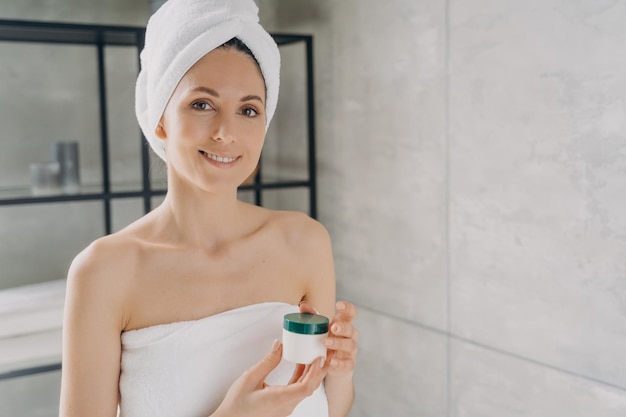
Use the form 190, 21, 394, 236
1, 0, 626, 416
0, 0, 153, 290
0, 0, 148, 24
0, 1, 151, 415
260, 0, 626, 416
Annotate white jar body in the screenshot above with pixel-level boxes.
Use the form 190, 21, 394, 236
282, 328, 327, 364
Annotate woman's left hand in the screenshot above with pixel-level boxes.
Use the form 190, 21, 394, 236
300, 300, 359, 377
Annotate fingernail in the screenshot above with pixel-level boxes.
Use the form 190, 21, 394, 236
320, 357, 325, 368
333, 324, 341, 333
337, 301, 346, 310
271, 339, 280, 352
324, 338, 333, 346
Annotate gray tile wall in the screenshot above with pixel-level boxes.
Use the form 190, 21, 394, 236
261, 0, 626, 416
448, 0, 626, 391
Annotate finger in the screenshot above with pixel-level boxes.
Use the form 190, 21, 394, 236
288, 363, 306, 385
298, 300, 319, 315
296, 357, 328, 392
324, 335, 357, 354
330, 321, 358, 340
335, 301, 357, 321
329, 356, 357, 373
297, 363, 311, 383
258, 357, 328, 403
244, 339, 282, 388
322, 350, 336, 370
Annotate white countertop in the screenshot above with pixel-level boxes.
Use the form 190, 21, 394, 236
0, 279, 65, 375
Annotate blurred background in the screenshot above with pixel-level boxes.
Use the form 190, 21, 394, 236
0, 0, 625, 416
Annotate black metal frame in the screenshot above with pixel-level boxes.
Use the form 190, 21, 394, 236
0, 19, 317, 227
0, 19, 316, 380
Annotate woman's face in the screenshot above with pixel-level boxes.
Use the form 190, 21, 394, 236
158, 47, 266, 193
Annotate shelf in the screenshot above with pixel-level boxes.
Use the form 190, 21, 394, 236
0, 179, 313, 206
0, 19, 310, 48
0, 19, 143, 46
0, 183, 165, 205
0, 19, 317, 218
0, 279, 64, 379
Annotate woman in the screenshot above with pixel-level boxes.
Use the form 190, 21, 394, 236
59, 0, 358, 416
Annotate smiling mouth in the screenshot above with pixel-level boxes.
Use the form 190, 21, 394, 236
199, 150, 239, 163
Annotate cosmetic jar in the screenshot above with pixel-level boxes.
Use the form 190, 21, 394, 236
282, 313, 329, 364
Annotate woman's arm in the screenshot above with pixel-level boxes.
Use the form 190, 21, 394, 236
59, 239, 130, 417
323, 301, 358, 417
298, 218, 358, 417
299, 300, 358, 417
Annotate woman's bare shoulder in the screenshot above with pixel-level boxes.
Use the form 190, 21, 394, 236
70, 232, 139, 280
65, 231, 143, 326
69, 211, 160, 280
262, 209, 333, 261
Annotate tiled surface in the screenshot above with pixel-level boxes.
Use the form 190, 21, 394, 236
449, 0, 626, 388
263, 0, 449, 331
0, 370, 61, 417
0, 0, 149, 24
0, 43, 101, 189
263, 0, 626, 415
0, 8, 150, 290
348, 307, 447, 417
0, 202, 104, 289
324, 0, 448, 331
450, 340, 626, 417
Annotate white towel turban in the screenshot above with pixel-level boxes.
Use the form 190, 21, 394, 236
135, 0, 281, 161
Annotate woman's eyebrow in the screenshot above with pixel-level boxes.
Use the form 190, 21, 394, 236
192, 86, 220, 96
241, 94, 264, 104
191, 86, 263, 104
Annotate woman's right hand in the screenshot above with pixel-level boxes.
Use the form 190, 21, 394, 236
211, 339, 328, 417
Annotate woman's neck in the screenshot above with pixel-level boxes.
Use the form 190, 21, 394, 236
156, 174, 248, 249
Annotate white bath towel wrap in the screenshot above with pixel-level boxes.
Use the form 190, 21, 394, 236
118, 302, 328, 417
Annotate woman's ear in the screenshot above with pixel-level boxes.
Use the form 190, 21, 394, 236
155, 123, 167, 139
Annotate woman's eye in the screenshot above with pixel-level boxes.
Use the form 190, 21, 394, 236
192, 101, 212, 111
242, 107, 258, 117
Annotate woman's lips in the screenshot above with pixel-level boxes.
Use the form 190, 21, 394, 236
199, 150, 240, 165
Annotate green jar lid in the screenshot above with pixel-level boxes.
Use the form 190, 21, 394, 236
283, 313, 329, 335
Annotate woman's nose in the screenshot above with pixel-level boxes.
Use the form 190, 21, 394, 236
210, 112, 236, 143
